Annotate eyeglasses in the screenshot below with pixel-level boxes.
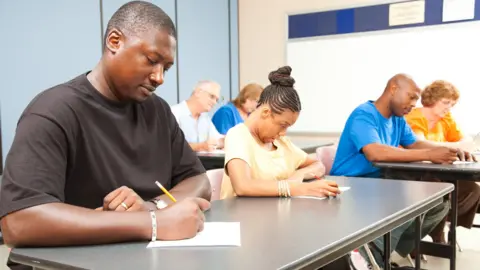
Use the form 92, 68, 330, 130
200, 90, 222, 103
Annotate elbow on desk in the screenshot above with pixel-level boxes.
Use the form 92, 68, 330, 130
230, 182, 257, 197
195, 175, 213, 201
1, 215, 27, 248
202, 185, 213, 202
364, 151, 383, 163
231, 186, 249, 197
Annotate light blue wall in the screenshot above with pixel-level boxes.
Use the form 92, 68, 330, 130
0, 0, 239, 164
176, 0, 230, 107
0, 0, 102, 165
229, 0, 239, 97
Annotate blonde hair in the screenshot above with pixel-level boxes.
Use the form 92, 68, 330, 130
421, 80, 460, 107
232, 83, 263, 107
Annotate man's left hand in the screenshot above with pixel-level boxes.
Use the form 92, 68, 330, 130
97, 186, 149, 211
457, 149, 477, 162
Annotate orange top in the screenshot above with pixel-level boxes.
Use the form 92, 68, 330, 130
405, 107, 463, 143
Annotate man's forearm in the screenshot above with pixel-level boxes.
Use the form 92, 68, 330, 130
406, 140, 441, 150
364, 143, 430, 162
1, 203, 150, 247
414, 139, 474, 152
189, 142, 206, 152
157, 174, 212, 202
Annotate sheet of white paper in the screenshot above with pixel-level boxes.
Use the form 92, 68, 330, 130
293, 186, 351, 200
443, 0, 475, 22
147, 222, 240, 248
197, 149, 225, 154
293, 196, 326, 200
453, 161, 476, 165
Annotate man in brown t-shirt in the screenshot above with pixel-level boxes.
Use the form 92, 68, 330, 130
0, 0, 211, 261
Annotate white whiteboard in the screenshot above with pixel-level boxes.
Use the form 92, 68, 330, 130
287, 21, 480, 135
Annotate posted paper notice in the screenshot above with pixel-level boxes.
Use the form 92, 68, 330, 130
389, 0, 425, 26
147, 222, 241, 248
443, 0, 475, 22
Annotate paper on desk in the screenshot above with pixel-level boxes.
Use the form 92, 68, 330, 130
197, 149, 225, 154
293, 186, 350, 200
147, 222, 241, 248
453, 161, 476, 165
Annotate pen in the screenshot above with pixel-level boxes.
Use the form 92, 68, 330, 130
155, 181, 177, 203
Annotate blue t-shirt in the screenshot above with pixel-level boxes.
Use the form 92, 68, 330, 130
212, 102, 244, 135
330, 101, 417, 178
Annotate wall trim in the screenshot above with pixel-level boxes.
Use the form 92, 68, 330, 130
174, 0, 180, 103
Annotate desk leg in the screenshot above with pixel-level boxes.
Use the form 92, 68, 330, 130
449, 180, 458, 270
415, 216, 422, 270
384, 232, 391, 270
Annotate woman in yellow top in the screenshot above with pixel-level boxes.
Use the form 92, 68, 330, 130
220, 66, 349, 270
220, 66, 340, 200
405, 80, 480, 243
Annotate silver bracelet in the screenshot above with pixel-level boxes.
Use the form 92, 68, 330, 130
149, 210, 157, 242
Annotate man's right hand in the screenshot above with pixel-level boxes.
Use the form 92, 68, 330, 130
155, 197, 211, 240
427, 147, 459, 164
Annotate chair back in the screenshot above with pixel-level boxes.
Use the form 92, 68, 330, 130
206, 169, 224, 201
316, 145, 337, 175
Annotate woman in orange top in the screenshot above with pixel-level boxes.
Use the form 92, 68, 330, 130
405, 80, 480, 243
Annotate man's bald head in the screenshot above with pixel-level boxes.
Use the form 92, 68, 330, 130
385, 73, 419, 93
384, 73, 421, 117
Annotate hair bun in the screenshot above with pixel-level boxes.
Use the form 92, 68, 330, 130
268, 66, 295, 87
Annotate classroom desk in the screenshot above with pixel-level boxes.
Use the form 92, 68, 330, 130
373, 161, 480, 270
9, 176, 452, 270
198, 140, 334, 170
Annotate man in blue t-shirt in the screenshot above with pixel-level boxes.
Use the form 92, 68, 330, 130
331, 74, 473, 269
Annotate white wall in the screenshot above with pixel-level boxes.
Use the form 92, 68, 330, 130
238, 0, 405, 92
287, 21, 480, 134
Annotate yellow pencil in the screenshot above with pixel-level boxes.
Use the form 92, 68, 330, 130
155, 181, 177, 203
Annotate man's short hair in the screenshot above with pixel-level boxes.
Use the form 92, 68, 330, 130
104, 1, 176, 49
192, 81, 221, 96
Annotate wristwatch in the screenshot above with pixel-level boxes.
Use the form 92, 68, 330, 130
151, 199, 168, 209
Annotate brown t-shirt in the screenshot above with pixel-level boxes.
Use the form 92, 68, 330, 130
0, 72, 205, 217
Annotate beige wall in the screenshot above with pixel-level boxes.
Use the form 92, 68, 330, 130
238, 0, 404, 88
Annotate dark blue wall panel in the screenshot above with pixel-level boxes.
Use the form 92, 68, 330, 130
288, 0, 480, 39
